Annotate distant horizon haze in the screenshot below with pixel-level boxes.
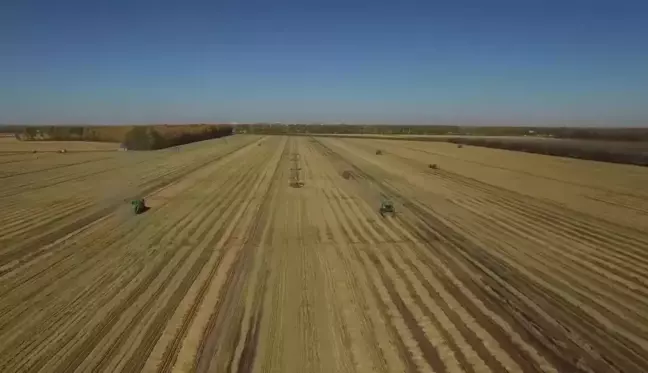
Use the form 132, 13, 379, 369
3, 122, 647, 129
2, 0, 647, 126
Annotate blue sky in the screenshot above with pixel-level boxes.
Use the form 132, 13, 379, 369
1, 0, 647, 125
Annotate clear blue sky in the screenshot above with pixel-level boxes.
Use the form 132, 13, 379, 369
2, 0, 647, 126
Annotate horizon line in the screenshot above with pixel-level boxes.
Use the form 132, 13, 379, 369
2, 123, 647, 129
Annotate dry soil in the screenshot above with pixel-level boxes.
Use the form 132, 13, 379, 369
1, 135, 647, 373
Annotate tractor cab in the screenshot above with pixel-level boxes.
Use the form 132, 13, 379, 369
379, 200, 395, 216
131, 198, 148, 214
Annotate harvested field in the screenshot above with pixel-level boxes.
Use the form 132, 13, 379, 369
0, 137, 120, 153
304, 134, 648, 166
1, 135, 647, 373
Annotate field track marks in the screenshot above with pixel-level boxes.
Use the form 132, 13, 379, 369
0, 153, 115, 179
312, 136, 648, 372
396, 141, 648, 200
151, 136, 286, 373
311, 137, 480, 373
396, 166, 648, 316
0, 137, 263, 288
0, 140, 260, 303
316, 144, 518, 373
340, 137, 648, 371
3, 153, 244, 370
0, 137, 270, 372
0, 136, 262, 262
327, 137, 648, 295
4, 134, 648, 373
98, 137, 279, 373
317, 138, 569, 372
444, 194, 648, 318
348, 140, 648, 324
330, 167, 538, 373
75, 143, 276, 373
251, 137, 336, 373
337, 197, 499, 373
317, 179, 427, 370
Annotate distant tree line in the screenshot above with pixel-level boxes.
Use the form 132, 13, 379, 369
10, 124, 233, 150
448, 138, 648, 167
233, 124, 648, 141
235, 124, 460, 135
14, 126, 127, 142
122, 125, 233, 150
528, 127, 648, 142
4, 123, 647, 145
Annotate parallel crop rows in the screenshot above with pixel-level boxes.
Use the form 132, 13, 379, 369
0, 135, 646, 373
314, 136, 648, 373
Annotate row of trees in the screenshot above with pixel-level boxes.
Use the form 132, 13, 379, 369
122, 125, 233, 150
234, 124, 648, 141
15, 126, 129, 142
449, 138, 648, 166
12, 124, 234, 150
235, 124, 459, 135
5, 123, 648, 144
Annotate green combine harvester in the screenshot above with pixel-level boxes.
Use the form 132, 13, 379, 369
379, 200, 395, 217
131, 198, 148, 214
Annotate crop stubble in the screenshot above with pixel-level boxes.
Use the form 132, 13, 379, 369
0, 135, 647, 373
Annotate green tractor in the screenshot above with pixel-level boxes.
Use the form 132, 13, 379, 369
131, 198, 148, 214
379, 200, 395, 217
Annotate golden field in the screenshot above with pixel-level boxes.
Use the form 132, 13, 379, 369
1, 135, 647, 373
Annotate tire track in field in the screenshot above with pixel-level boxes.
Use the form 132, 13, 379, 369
128, 146, 274, 372
0, 137, 263, 265
420, 171, 648, 329
147, 176, 277, 370
0, 136, 255, 201
322, 138, 648, 372
404, 166, 648, 320
0, 138, 261, 298
62, 141, 275, 373
0, 139, 270, 370
12, 171, 240, 372
0, 157, 149, 197
312, 137, 596, 372
436, 169, 648, 261
442, 183, 648, 290
282, 139, 358, 373
343, 137, 648, 252
392, 241, 518, 373
321, 150, 535, 373
190, 138, 287, 373
428, 202, 648, 323
152, 172, 276, 373
0, 145, 257, 303
323, 198, 431, 372
0, 205, 191, 345
309, 139, 441, 372
443, 194, 648, 322
0, 198, 83, 240
321, 137, 648, 372
0, 138, 264, 370
336, 137, 648, 320
430, 167, 648, 255
0, 205, 41, 226
401, 212, 642, 373
399, 142, 648, 201
0, 154, 114, 179
323, 164, 496, 373
75, 147, 275, 373
0, 201, 70, 230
